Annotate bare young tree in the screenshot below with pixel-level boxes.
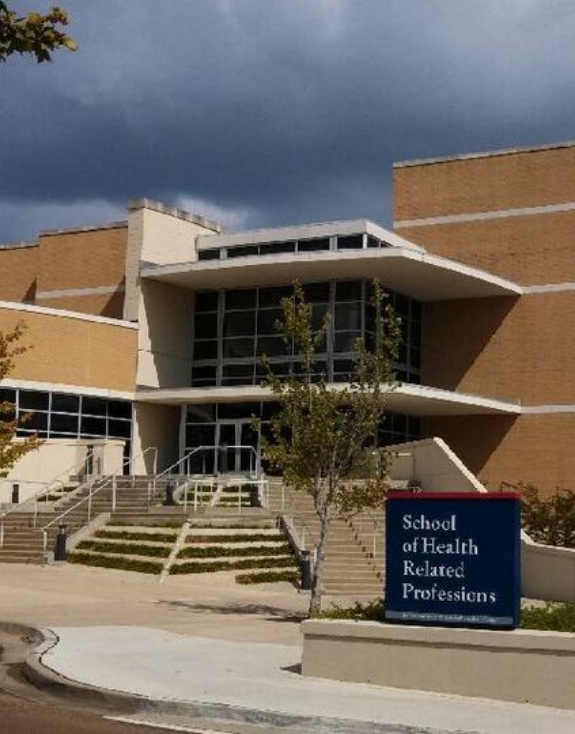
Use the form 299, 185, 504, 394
263, 282, 400, 614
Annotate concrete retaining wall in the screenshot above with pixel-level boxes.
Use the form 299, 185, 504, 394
302, 619, 575, 709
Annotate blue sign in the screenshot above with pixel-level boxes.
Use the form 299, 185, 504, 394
385, 492, 521, 629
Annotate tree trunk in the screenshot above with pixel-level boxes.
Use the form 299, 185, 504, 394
309, 509, 330, 615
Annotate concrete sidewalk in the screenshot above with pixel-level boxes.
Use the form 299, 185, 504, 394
34, 625, 575, 734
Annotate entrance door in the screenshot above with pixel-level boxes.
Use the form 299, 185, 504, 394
216, 420, 259, 474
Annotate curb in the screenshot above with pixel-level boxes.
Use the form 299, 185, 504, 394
21, 628, 421, 734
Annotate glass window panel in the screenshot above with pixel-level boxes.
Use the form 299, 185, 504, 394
394, 293, 410, 317
194, 340, 218, 361
411, 348, 421, 369
82, 396, 106, 416
81, 415, 107, 436
335, 302, 362, 331
261, 401, 280, 420
224, 289, 256, 311
257, 308, 283, 335
222, 338, 255, 359
49, 413, 79, 435
194, 312, 218, 340
367, 235, 380, 248
257, 336, 290, 357
223, 310, 255, 338
218, 402, 261, 419
258, 285, 293, 307
197, 249, 220, 262
19, 410, 48, 431
222, 364, 255, 382
311, 304, 328, 330
185, 424, 216, 447
195, 291, 218, 312
335, 281, 362, 302
333, 359, 355, 376
408, 372, 421, 385
192, 365, 217, 381
19, 390, 49, 411
411, 320, 421, 347
259, 241, 296, 255
297, 238, 330, 252
186, 404, 216, 422
333, 331, 361, 354
337, 234, 363, 250
303, 282, 329, 303
226, 244, 259, 258
108, 400, 132, 419
51, 393, 80, 414
408, 416, 421, 436
412, 300, 422, 321
398, 343, 408, 365
0, 388, 16, 404
108, 419, 132, 438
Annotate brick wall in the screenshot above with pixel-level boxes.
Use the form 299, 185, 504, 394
0, 245, 38, 303
37, 225, 127, 293
0, 305, 137, 392
422, 414, 575, 494
394, 145, 575, 221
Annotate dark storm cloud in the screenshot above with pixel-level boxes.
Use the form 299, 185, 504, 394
2, 0, 575, 241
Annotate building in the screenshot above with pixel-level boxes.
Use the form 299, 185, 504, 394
1, 141, 575, 495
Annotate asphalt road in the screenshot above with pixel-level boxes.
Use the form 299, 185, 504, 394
0, 692, 187, 733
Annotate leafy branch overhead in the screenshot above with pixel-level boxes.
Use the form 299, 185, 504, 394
0, 2, 77, 62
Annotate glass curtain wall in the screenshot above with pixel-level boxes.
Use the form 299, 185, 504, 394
192, 280, 421, 388
184, 401, 421, 474
0, 387, 132, 465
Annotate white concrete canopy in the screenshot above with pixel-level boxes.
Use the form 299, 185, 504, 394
135, 383, 521, 417
140, 247, 522, 301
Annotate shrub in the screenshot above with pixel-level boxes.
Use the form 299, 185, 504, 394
76, 541, 171, 557
170, 556, 296, 575
236, 570, 300, 585
314, 598, 386, 621
521, 603, 575, 632
95, 530, 178, 543
68, 553, 162, 574
178, 544, 291, 559
187, 533, 285, 544
502, 482, 575, 547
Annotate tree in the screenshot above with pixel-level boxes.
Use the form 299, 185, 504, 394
0, 323, 41, 476
0, 2, 76, 63
263, 282, 401, 614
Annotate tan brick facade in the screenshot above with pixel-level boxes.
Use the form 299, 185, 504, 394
422, 292, 575, 404
0, 224, 128, 318
0, 306, 137, 392
422, 414, 575, 494
394, 145, 575, 221
397, 144, 575, 494
0, 244, 38, 303
398, 210, 575, 285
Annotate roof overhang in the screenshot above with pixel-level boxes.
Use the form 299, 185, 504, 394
140, 247, 522, 301
135, 383, 521, 417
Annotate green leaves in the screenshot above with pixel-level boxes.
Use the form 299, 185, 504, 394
0, 3, 77, 63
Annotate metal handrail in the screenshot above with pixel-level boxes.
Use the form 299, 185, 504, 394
157, 445, 261, 482
38, 446, 158, 554
0, 448, 103, 534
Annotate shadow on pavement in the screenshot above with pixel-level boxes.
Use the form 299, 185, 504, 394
156, 600, 307, 624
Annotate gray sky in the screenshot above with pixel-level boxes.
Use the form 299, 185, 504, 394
2, 0, 575, 242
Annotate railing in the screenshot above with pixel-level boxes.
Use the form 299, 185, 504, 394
38, 446, 158, 556
0, 451, 104, 547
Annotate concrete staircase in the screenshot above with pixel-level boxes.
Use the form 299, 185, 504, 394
0, 476, 168, 564
268, 480, 384, 597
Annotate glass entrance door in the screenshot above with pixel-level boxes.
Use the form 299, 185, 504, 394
216, 420, 258, 474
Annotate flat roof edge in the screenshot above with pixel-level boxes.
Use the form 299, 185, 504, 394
393, 140, 575, 169
128, 198, 223, 233
40, 221, 127, 237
